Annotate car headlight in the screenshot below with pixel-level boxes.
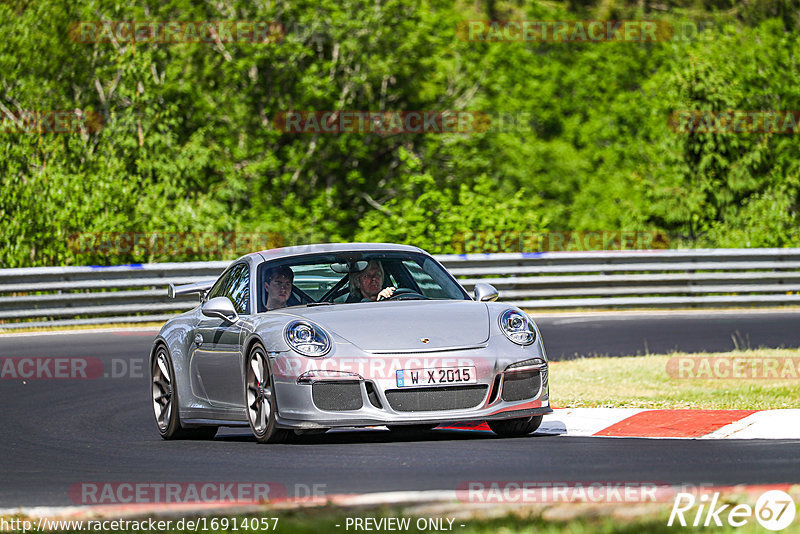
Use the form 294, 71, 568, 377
499, 309, 536, 345
285, 320, 331, 357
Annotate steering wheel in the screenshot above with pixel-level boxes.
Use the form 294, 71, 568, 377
380, 287, 426, 301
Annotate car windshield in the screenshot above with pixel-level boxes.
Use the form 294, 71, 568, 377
257, 251, 468, 310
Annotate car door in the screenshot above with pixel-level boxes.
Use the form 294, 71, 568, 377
191, 263, 250, 407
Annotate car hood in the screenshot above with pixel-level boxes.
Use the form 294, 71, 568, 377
282, 300, 490, 352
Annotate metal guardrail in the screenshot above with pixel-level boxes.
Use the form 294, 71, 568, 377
2, 249, 800, 329
444, 249, 800, 306
0, 262, 229, 329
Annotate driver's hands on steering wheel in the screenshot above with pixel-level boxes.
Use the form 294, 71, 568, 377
376, 287, 396, 301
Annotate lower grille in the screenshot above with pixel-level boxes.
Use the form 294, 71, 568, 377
501, 371, 542, 402
385, 385, 488, 412
312, 381, 363, 411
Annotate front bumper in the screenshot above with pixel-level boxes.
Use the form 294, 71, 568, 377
270, 340, 552, 429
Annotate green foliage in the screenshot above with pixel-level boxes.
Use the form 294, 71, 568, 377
641, 17, 800, 246
355, 147, 549, 252
2, 0, 800, 267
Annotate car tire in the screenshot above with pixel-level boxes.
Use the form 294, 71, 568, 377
245, 343, 290, 444
487, 415, 543, 437
151, 345, 218, 440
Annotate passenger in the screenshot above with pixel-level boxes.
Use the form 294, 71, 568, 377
347, 260, 396, 302
264, 265, 294, 310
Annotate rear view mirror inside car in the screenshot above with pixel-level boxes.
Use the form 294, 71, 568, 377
330, 260, 368, 273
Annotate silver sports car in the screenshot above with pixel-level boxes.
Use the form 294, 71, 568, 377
150, 243, 551, 442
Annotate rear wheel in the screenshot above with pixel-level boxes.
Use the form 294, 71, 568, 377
487, 415, 543, 437
151, 345, 218, 440
245, 343, 290, 444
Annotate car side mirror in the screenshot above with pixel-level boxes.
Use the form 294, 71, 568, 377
202, 296, 239, 323
473, 283, 499, 302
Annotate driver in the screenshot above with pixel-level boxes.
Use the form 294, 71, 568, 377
264, 265, 294, 310
347, 260, 396, 302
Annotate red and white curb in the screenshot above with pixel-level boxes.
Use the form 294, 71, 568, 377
546, 408, 800, 438
442, 408, 800, 439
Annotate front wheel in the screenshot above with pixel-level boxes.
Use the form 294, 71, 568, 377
151, 345, 218, 440
245, 343, 290, 444
487, 415, 543, 437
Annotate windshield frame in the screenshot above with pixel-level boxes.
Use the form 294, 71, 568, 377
255, 250, 470, 311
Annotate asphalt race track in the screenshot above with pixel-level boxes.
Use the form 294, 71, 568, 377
538, 310, 800, 359
1, 311, 800, 507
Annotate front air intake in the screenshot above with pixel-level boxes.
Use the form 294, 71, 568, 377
385, 385, 488, 412
311, 381, 363, 411
501, 371, 541, 402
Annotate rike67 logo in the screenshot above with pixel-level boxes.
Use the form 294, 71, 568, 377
668, 490, 796, 531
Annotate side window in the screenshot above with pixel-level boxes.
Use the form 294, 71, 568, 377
227, 264, 250, 315
402, 260, 451, 299
207, 268, 234, 301
206, 264, 250, 315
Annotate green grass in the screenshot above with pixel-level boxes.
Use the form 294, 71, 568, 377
550, 349, 800, 409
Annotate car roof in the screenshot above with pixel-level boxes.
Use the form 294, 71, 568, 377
244, 242, 426, 264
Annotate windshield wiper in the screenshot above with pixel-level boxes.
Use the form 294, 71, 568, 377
307, 301, 334, 307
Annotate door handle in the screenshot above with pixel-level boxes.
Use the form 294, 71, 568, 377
194, 333, 203, 346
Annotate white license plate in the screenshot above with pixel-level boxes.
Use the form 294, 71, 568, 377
396, 366, 477, 387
